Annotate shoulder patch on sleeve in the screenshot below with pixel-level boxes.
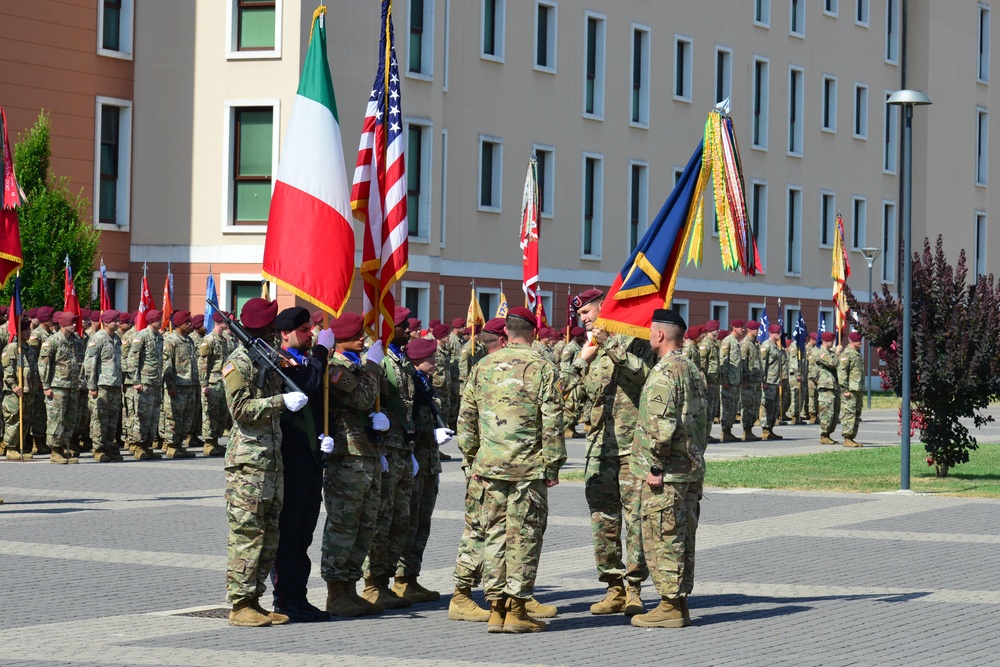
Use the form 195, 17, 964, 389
330, 369, 344, 384
221, 362, 236, 377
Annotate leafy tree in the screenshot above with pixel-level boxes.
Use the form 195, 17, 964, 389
848, 236, 1000, 477
0, 111, 100, 307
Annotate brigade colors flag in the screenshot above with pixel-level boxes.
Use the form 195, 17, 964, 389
0, 107, 24, 287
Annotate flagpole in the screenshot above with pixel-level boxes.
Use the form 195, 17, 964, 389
323, 312, 330, 442
16, 271, 23, 459
565, 285, 571, 344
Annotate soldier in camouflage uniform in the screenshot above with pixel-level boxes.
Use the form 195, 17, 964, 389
559, 326, 586, 437
786, 338, 804, 425
806, 334, 821, 423
71, 309, 94, 455
189, 314, 206, 446
162, 311, 199, 458
815, 332, 841, 444
430, 325, 453, 423
779, 335, 792, 422
629, 309, 707, 629
2, 317, 39, 460
27, 305, 55, 455
698, 321, 721, 442
740, 321, 763, 441
447, 319, 465, 430
38, 311, 83, 464
198, 313, 230, 456
718, 321, 745, 442
126, 309, 164, 460
222, 298, 306, 627
458, 308, 566, 634
839, 332, 865, 447
85, 310, 124, 462
459, 331, 488, 388
573, 289, 655, 617
758, 324, 784, 440
118, 312, 137, 450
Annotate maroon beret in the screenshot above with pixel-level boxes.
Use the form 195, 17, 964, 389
573, 288, 604, 310
330, 312, 364, 340
394, 306, 411, 327
311, 310, 325, 325
432, 323, 450, 340
36, 306, 54, 323
26, 307, 38, 319
407, 317, 421, 330
683, 328, 694, 340
570, 325, 586, 337
405, 337, 437, 360
506, 306, 537, 328
145, 308, 162, 323
848, 331, 862, 343
240, 298, 277, 329
451, 318, 466, 329
191, 314, 204, 328
704, 320, 720, 332
821, 331, 836, 342
100, 309, 120, 324
0, 305, 6, 315
809, 332, 818, 341
55, 311, 78, 327
768, 323, 782, 334
483, 317, 506, 335
171, 310, 192, 327
719, 329, 730, 339
690, 325, 704, 339
730, 319, 745, 328
746, 320, 760, 329
119, 312, 132, 324
80, 308, 92, 320
549, 329, 563, 340
212, 311, 226, 324
429, 319, 441, 328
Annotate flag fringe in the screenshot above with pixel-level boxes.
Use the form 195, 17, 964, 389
261, 271, 353, 318
593, 317, 651, 340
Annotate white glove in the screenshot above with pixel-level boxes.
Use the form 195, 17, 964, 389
319, 434, 335, 454
370, 411, 391, 431
317, 328, 335, 350
411, 453, 419, 476
379, 455, 389, 473
434, 427, 455, 446
366, 339, 385, 365
282, 391, 308, 412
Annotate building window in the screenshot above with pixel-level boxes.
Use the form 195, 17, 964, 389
790, 0, 805, 37
886, 0, 899, 63
853, 83, 868, 139
710, 302, 729, 327
237, 0, 276, 50
822, 75, 837, 132
584, 13, 606, 118
883, 92, 898, 173
533, 145, 555, 218
975, 212, 988, 277
631, 26, 651, 126
403, 281, 431, 324
751, 180, 768, 271
406, 121, 432, 240
852, 196, 866, 249
478, 136, 503, 211
582, 153, 603, 258
788, 66, 804, 156
674, 36, 693, 102
978, 108, 989, 185
786, 186, 802, 275
231, 107, 274, 225
824, 0, 838, 16
628, 161, 648, 253
820, 191, 835, 247
408, 0, 434, 76
882, 201, 897, 283
229, 280, 264, 314
672, 299, 689, 325
482, 0, 505, 60
754, 0, 771, 27
673, 167, 684, 187
94, 98, 132, 230
92, 272, 128, 311
856, 0, 869, 25
980, 4, 991, 83
752, 58, 770, 149
98, 0, 133, 57
715, 46, 732, 105
535, 1, 557, 72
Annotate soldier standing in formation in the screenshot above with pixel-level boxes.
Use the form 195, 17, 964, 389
28, 305, 54, 456
162, 311, 199, 459
127, 309, 164, 461
739, 320, 762, 441
38, 311, 82, 464
718, 320, 745, 442
85, 309, 124, 462
697, 320, 721, 442
806, 333, 821, 424
198, 312, 230, 457
758, 323, 784, 441
839, 332, 865, 447
786, 337, 803, 425
559, 326, 586, 438
2, 316, 39, 461
816, 332, 841, 444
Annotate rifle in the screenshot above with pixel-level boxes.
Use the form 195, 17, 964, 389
206, 299, 304, 395
412, 368, 448, 430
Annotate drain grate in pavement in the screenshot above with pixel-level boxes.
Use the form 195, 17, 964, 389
173, 607, 229, 619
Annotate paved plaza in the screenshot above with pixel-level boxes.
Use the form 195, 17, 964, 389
3, 408, 1000, 666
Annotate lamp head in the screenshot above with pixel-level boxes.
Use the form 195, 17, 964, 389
886, 90, 932, 107
858, 247, 882, 268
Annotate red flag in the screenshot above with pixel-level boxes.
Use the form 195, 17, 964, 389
0, 107, 25, 287
99, 259, 111, 314
520, 156, 540, 309
134, 275, 154, 331
535, 297, 548, 328
63, 259, 83, 336
161, 275, 173, 332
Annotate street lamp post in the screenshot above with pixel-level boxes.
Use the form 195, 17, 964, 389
858, 247, 881, 410
887, 89, 932, 492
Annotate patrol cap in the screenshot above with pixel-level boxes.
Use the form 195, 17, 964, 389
451, 318, 466, 329
191, 314, 204, 328
651, 308, 687, 330
100, 309, 120, 324
405, 337, 437, 360
506, 306, 537, 328
55, 311, 78, 327
768, 323, 782, 334
432, 323, 450, 340
212, 311, 226, 324
274, 306, 310, 332
848, 331, 862, 343
239, 298, 277, 329
483, 317, 507, 335
36, 306, 54, 323
393, 306, 411, 327
746, 319, 760, 329
570, 325, 586, 337
120, 312, 133, 324
171, 310, 192, 327
572, 288, 604, 311
704, 320, 720, 332
311, 310, 325, 325
330, 312, 364, 340
821, 331, 836, 342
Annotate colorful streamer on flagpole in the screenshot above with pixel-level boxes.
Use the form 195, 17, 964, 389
832, 213, 851, 335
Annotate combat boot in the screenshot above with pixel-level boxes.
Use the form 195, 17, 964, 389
324, 581, 365, 617
503, 597, 546, 633
564, 428, 576, 439
808, 414, 819, 424
32, 436, 50, 456
590, 578, 626, 615
706, 434, 720, 444
843, 438, 862, 448
819, 434, 838, 445
49, 447, 69, 464
721, 428, 738, 443
743, 429, 761, 442
487, 597, 507, 633
251, 598, 289, 625
166, 444, 196, 459
448, 586, 490, 622
408, 577, 440, 601
761, 429, 783, 441
393, 575, 429, 603
6, 449, 22, 461
203, 439, 225, 457
524, 596, 558, 619
623, 585, 645, 616
94, 451, 113, 463
630, 596, 688, 628
228, 599, 271, 627
345, 580, 384, 614
362, 577, 412, 609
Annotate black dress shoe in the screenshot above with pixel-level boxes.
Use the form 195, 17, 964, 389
275, 600, 331, 622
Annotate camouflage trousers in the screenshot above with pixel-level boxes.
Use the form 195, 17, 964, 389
584, 455, 647, 585
760, 384, 780, 429
788, 381, 802, 420
201, 382, 228, 441
396, 471, 439, 578
164, 385, 198, 447
126, 385, 162, 445
639, 481, 690, 599
363, 447, 413, 580
720, 385, 740, 430
320, 454, 381, 583
808, 378, 819, 417
89, 386, 122, 452
683, 480, 702, 596
45, 388, 79, 448
2, 391, 33, 452
841, 392, 863, 439
453, 471, 485, 589
818, 388, 841, 436
740, 383, 762, 428
481, 477, 548, 600
225, 463, 283, 604
705, 382, 720, 431
30, 388, 46, 439
563, 383, 586, 429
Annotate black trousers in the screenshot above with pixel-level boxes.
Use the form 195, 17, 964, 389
270, 441, 324, 607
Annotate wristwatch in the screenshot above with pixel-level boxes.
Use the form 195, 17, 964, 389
650, 466, 663, 477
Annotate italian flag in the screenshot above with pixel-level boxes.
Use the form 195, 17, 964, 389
263, 7, 355, 316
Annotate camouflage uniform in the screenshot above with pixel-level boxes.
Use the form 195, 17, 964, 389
452, 470, 487, 590
119, 327, 138, 443
198, 330, 230, 444
2, 339, 39, 453
697, 334, 720, 436
630, 349, 707, 599
458, 338, 487, 387
38, 330, 82, 453
127, 325, 164, 446
815, 345, 841, 437
718, 333, 743, 434
84, 329, 123, 455
740, 335, 762, 428
839, 346, 864, 440
779, 345, 791, 418
806, 341, 820, 420
73, 330, 91, 450
787, 345, 804, 422
27, 325, 51, 448
759, 337, 783, 430
458, 342, 566, 601
162, 330, 199, 450
559, 339, 584, 430
447, 331, 463, 428
223, 346, 286, 605
431, 343, 452, 424
575, 334, 655, 586
190, 329, 204, 438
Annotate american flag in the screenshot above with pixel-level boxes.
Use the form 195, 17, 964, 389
352, 0, 408, 346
